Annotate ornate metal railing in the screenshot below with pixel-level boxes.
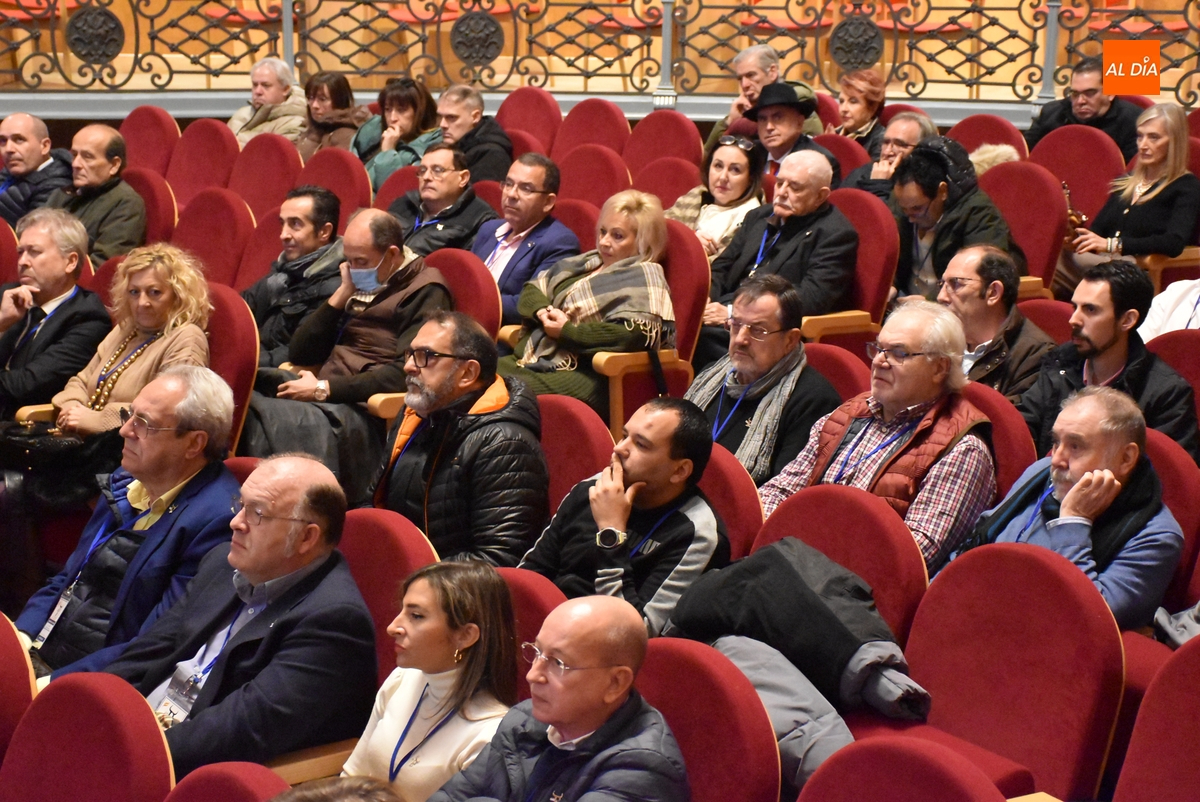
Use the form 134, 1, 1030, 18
0, 0, 1197, 103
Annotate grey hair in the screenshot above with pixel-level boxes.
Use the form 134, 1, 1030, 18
732, 44, 779, 74
159, 365, 234, 461
780, 150, 833, 191
440, 84, 484, 113
251, 57, 295, 89
1061, 386, 1146, 454
887, 111, 937, 142
885, 299, 968, 391
15, 208, 89, 268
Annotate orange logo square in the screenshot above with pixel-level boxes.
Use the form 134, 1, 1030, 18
1103, 40, 1161, 94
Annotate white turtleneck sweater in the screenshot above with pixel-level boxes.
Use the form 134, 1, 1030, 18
342, 666, 509, 802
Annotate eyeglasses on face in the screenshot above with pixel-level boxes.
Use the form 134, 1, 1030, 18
501, 178, 550, 197
936, 276, 980, 293
231, 497, 314, 527
403, 347, 465, 368
521, 642, 620, 678
880, 137, 918, 151
119, 407, 177, 437
726, 318, 784, 342
718, 135, 755, 152
866, 342, 930, 363
1066, 88, 1102, 100
415, 165, 461, 178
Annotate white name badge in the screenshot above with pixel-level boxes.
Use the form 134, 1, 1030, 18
32, 585, 74, 648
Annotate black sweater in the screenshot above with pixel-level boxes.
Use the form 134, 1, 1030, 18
1090, 173, 1200, 257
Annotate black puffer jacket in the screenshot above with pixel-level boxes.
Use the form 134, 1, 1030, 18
376, 376, 549, 566
0, 149, 73, 227
456, 115, 513, 184
387, 186, 498, 255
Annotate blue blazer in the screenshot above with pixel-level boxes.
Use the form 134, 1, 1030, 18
471, 216, 580, 325
106, 544, 377, 777
15, 461, 240, 676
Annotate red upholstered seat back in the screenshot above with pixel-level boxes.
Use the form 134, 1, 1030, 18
662, 219, 710, 363
496, 567, 567, 701
0, 673, 173, 802
551, 98, 631, 161
227, 133, 303, 221
1029, 125, 1126, 222
906, 544, 1124, 800
552, 199, 599, 252
799, 736, 1007, 802
83, 254, 122, 311
0, 616, 34, 763
978, 160, 1067, 288
960, 381, 1035, 498
123, 167, 178, 244
506, 128, 546, 159
624, 110, 703, 175
373, 165, 420, 212
473, 179, 503, 215
814, 92, 840, 128
1114, 635, 1200, 802
536, 394, 612, 514
813, 133, 871, 173
635, 639, 780, 802
165, 118, 240, 211
496, 86, 562, 153
558, 144, 632, 211
120, 105, 181, 177
1189, 107, 1200, 140
295, 148, 373, 235
1143, 427, 1200, 610
828, 187, 900, 324
223, 456, 261, 485
804, 342, 871, 401
163, 762, 290, 802
696, 444, 763, 560
206, 284, 260, 452
752, 485, 927, 645
947, 114, 1030, 158
234, 206, 283, 292
0, 221, 17, 285
172, 188, 255, 287
633, 157, 702, 210
423, 249, 501, 339
1146, 328, 1200, 424
1017, 298, 1073, 345
880, 103, 929, 125
340, 509, 439, 687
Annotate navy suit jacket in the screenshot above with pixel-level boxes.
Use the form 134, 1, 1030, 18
0, 284, 111, 417
470, 216, 580, 325
16, 461, 240, 676
105, 544, 377, 778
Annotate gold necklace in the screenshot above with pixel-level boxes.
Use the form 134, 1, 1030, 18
86, 329, 162, 410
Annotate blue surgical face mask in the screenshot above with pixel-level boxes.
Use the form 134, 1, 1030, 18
348, 254, 386, 293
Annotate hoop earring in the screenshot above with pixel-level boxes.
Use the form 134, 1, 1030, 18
454, 649, 463, 663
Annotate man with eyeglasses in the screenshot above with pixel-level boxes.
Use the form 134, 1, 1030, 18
760, 301, 996, 573
372, 311, 549, 566
936, 245, 1054, 403
1024, 57, 1140, 162
387, 143, 498, 256
470, 153, 580, 325
105, 454, 376, 778
14, 366, 241, 683
841, 112, 937, 200
429, 595, 688, 802
685, 275, 840, 485
239, 208, 452, 505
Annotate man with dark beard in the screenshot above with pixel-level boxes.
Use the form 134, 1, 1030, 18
371, 311, 549, 566
1018, 260, 1200, 464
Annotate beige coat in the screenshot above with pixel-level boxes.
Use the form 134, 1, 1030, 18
227, 86, 308, 146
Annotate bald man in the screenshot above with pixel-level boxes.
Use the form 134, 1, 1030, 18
46, 124, 146, 265
695, 149, 859, 369
105, 454, 377, 778
430, 596, 690, 802
0, 113, 72, 227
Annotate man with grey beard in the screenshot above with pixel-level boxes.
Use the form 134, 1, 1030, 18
370, 310, 549, 566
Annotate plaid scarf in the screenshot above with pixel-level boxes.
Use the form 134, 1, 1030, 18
518, 251, 675, 371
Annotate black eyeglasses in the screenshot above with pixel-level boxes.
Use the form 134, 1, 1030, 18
415, 165, 462, 178
866, 342, 930, 363
1065, 88, 1102, 100
718, 135, 755, 152
403, 347, 465, 368
501, 178, 550, 197
231, 497, 315, 528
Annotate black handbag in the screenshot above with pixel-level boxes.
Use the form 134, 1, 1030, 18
0, 422, 123, 510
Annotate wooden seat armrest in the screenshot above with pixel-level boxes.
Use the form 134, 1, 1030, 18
367, 392, 407, 421
1017, 275, 1053, 301
800, 310, 875, 341
498, 325, 523, 348
592, 349, 687, 377
15, 404, 55, 423
266, 737, 358, 785
1138, 247, 1200, 293
1008, 794, 1065, 802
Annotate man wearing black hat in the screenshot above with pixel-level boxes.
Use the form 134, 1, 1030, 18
746, 83, 842, 188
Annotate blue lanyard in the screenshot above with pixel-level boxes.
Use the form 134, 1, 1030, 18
71, 506, 153, 586
630, 503, 684, 555
98, 332, 160, 384
832, 420, 919, 484
711, 374, 757, 441
1186, 290, 1200, 329
11, 286, 78, 357
389, 683, 458, 782
397, 419, 428, 461
751, 228, 782, 275
484, 229, 514, 269
412, 213, 437, 232
196, 603, 245, 681
1016, 484, 1056, 541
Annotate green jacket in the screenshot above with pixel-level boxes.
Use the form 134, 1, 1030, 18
47, 177, 146, 266
351, 116, 443, 191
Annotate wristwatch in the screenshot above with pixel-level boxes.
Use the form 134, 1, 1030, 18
314, 380, 330, 402
596, 527, 628, 549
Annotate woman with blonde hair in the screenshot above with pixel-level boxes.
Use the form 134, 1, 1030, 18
342, 561, 516, 802
498, 189, 675, 416
829, 69, 887, 159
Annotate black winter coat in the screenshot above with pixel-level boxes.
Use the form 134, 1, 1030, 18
387, 187, 498, 256
0, 149, 73, 227
377, 376, 549, 566
457, 115, 513, 184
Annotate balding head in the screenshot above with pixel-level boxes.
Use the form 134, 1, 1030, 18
70, 124, 125, 188
344, 207, 406, 287
1, 113, 52, 177
773, 150, 832, 220
526, 596, 646, 740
